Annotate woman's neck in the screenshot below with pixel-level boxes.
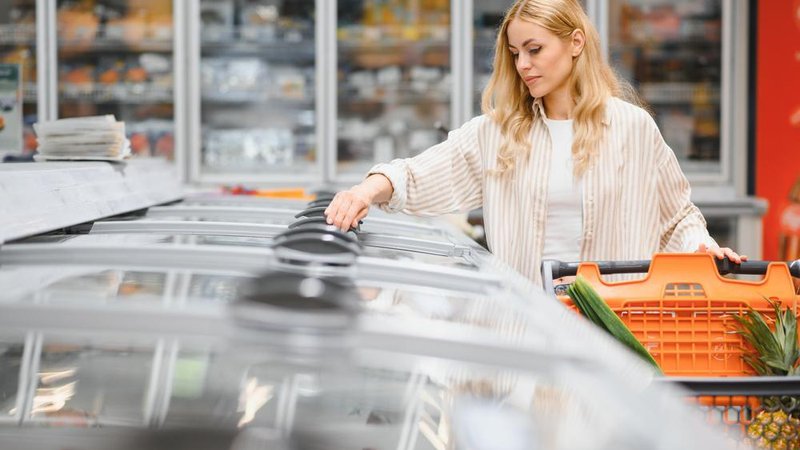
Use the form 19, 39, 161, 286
542, 88, 573, 120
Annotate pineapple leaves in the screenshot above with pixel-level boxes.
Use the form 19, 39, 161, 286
732, 298, 800, 377
567, 277, 661, 373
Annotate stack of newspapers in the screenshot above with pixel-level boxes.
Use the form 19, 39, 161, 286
33, 115, 130, 161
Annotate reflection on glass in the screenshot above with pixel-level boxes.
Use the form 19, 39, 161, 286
199, 0, 316, 176
0, 0, 37, 154
164, 353, 281, 429
0, 342, 24, 418
31, 342, 154, 426
608, 0, 722, 174
32, 269, 168, 303
337, 0, 451, 176
472, 0, 508, 116
55, 0, 175, 160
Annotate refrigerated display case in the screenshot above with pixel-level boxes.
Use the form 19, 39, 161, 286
191, 0, 318, 182
54, 0, 176, 161
0, 220, 733, 449
0, 0, 37, 155
336, 0, 452, 179
607, 0, 723, 177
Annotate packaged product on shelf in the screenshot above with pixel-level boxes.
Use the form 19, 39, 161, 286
96, 57, 125, 85
127, 119, 173, 160
57, 6, 99, 48
200, 0, 235, 41
0, 5, 36, 43
139, 53, 172, 89
239, 2, 280, 42
204, 128, 294, 171
0, 48, 35, 89
202, 57, 266, 98
105, 8, 148, 44
272, 66, 306, 99
61, 64, 95, 95
148, 11, 173, 41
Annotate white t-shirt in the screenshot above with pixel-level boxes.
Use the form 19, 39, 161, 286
541, 118, 582, 263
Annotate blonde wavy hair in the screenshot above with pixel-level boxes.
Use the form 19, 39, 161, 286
481, 0, 640, 176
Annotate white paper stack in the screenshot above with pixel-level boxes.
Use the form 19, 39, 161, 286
33, 115, 131, 161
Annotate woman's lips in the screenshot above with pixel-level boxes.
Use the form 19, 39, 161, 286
523, 75, 541, 85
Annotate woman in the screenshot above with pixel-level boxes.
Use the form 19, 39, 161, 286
324, 0, 744, 286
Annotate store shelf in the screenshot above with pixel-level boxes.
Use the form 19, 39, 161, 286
639, 82, 719, 105
0, 24, 36, 45
338, 25, 450, 43
59, 39, 173, 54
341, 92, 449, 106
59, 83, 173, 104
202, 92, 313, 108
201, 40, 315, 61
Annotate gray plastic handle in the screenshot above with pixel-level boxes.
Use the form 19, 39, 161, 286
295, 206, 327, 219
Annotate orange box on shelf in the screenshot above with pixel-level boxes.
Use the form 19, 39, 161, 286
555, 253, 798, 377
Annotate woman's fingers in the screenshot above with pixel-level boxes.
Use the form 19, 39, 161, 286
352, 209, 369, 228
324, 191, 370, 231
695, 243, 745, 264
341, 202, 365, 232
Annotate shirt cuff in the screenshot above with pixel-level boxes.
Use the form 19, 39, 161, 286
682, 229, 718, 253
367, 161, 407, 213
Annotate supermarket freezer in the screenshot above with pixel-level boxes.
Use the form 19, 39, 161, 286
0, 235, 732, 449
61, 193, 485, 260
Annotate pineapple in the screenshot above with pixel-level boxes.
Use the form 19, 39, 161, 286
733, 299, 800, 449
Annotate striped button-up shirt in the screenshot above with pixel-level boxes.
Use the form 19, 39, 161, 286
368, 97, 715, 286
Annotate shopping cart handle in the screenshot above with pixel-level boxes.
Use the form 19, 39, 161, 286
655, 376, 800, 396
542, 259, 650, 280
789, 259, 800, 278
541, 257, 800, 296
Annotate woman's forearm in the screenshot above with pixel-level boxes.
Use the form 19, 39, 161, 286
357, 173, 394, 204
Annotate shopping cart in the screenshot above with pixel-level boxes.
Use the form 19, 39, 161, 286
657, 377, 800, 445
540, 253, 800, 376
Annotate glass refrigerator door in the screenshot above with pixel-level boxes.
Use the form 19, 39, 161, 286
607, 0, 723, 177
337, 0, 451, 178
55, 0, 175, 161
197, 0, 317, 181
0, 0, 37, 155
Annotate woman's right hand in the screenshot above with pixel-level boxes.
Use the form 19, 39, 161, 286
324, 174, 394, 232
324, 187, 373, 232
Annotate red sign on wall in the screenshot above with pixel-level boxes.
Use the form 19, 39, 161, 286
756, 0, 800, 260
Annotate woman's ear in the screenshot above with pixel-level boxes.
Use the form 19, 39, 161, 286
571, 29, 586, 57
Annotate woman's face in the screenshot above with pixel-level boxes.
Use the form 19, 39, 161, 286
506, 18, 582, 99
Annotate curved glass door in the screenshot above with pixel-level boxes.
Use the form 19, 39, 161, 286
608, 0, 723, 176
0, 0, 37, 156
55, 0, 175, 161
198, 0, 317, 180
337, 0, 451, 178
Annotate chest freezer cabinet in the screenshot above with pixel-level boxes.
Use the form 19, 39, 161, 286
0, 238, 731, 450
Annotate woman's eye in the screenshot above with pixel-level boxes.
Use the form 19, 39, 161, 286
528, 47, 541, 54
511, 52, 519, 59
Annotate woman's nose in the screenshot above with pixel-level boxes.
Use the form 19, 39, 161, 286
516, 54, 531, 71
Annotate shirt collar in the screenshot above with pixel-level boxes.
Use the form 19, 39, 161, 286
531, 96, 612, 125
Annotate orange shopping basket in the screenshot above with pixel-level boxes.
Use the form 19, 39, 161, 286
541, 253, 800, 377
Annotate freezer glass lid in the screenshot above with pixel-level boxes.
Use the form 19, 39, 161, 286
0, 332, 724, 450
13, 233, 479, 269
2, 263, 527, 337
